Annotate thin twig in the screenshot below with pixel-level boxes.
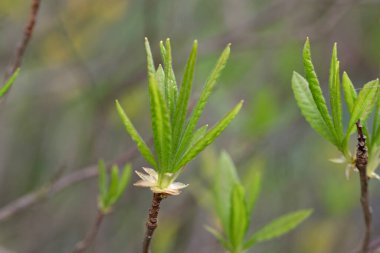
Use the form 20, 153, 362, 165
72, 210, 105, 253
356, 120, 372, 253
4, 0, 41, 80
0, 146, 139, 222
142, 193, 167, 253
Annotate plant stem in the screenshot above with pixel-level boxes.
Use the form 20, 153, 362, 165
73, 210, 105, 253
5, 0, 41, 80
142, 193, 167, 253
355, 120, 371, 253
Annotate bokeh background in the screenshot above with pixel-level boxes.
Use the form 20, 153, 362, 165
1, 0, 380, 252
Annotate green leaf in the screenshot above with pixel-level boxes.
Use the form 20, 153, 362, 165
244, 169, 262, 215
144, 38, 156, 77
345, 79, 379, 141
177, 44, 231, 159
148, 75, 173, 172
303, 38, 336, 143
98, 160, 107, 201
117, 164, 132, 198
0, 68, 20, 97
229, 184, 248, 250
213, 151, 240, 238
156, 64, 165, 97
172, 40, 198, 151
329, 43, 343, 144
185, 124, 208, 154
342, 71, 357, 115
115, 100, 157, 168
163, 39, 178, 117
107, 165, 120, 206
176, 100, 243, 170
291, 72, 336, 145
243, 209, 312, 249
372, 91, 380, 145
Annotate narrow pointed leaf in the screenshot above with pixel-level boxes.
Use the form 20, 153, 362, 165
372, 92, 380, 144
329, 44, 343, 143
0, 68, 20, 97
229, 184, 248, 250
144, 38, 155, 77
156, 64, 165, 97
115, 100, 157, 168
244, 169, 262, 215
149, 75, 173, 172
187, 124, 208, 150
107, 165, 120, 206
117, 164, 132, 198
243, 209, 312, 249
345, 79, 379, 139
163, 39, 178, 117
292, 72, 336, 145
303, 38, 336, 142
176, 100, 243, 170
213, 151, 240, 238
342, 71, 357, 115
172, 41, 198, 151
177, 44, 231, 158
98, 160, 107, 200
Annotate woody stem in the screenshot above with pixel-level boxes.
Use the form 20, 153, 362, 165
142, 193, 167, 253
356, 120, 371, 253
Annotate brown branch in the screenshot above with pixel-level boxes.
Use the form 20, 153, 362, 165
0, 146, 139, 222
142, 193, 167, 253
4, 0, 41, 80
72, 210, 105, 253
356, 120, 372, 253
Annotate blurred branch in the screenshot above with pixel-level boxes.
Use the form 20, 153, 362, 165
72, 210, 105, 253
0, 146, 139, 222
4, 0, 41, 80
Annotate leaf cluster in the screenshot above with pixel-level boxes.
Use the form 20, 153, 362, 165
292, 38, 380, 177
207, 152, 312, 253
116, 38, 243, 179
98, 160, 131, 213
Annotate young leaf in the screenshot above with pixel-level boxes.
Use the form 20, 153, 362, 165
243, 209, 312, 249
0, 68, 20, 97
181, 124, 209, 157
177, 44, 231, 158
342, 71, 357, 115
115, 100, 157, 168
213, 151, 240, 237
372, 92, 380, 144
292, 72, 336, 145
172, 40, 198, 151
229, 184, 248, 250
244, 169, 262, 215
144, 38, 156, 77
107, 165, 120, 205
163, 39, 178, 117
148, 75, 173, 172
156, 64, 165, 97
117, 164, 132, 198
98, 160, 107, 200
303, 38, 336, 142
345, 79, 379, 138
176, 100, 243, 170
329, 44, 343, 143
